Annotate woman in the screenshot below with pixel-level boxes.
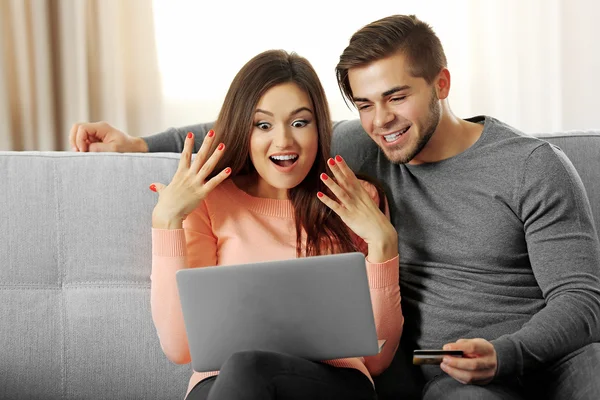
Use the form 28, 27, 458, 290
149, 50, 402, 400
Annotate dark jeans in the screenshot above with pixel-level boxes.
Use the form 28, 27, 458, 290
186, 350, 376, 400
373, 341, 600, 400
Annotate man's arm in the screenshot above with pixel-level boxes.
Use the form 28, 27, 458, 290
147, 120, 345, 154
491, 142, 600, 379
71, 120, 347, 153
143, 122, 215, 153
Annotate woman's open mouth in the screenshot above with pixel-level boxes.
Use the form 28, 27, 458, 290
269, 154, 299, 172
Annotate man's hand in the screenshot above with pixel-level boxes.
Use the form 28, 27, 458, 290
440, 338, 498, 385
69, 121, 148, 153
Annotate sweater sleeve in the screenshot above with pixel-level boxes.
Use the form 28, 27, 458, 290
491, 143, 600, 379
145, 120, 339, 154
143, 122, 215, 153
356, 181, 403, 376
150, 200, 218, 365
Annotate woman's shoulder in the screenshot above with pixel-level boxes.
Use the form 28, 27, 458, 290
191, 180, 239, 219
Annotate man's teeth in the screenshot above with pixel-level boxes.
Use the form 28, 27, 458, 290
270, 155, 298, 161
384, 127, 410, 142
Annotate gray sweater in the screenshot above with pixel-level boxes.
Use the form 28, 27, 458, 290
143, 115, 600, 379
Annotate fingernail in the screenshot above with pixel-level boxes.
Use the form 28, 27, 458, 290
320, 173, 328, 180
71, 146, 77, 152
208, 130, 215, 138
217, 143, 224, 151
317, 192, 324, 198
149, 184, 156, 192
224, 167, 231, 174
328, 158, 335, 166
187, 132, 193, 139
335, 155, 343, 162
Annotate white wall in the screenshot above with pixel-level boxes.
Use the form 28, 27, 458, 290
151, 0, 600, 134
561, 0, 600, 131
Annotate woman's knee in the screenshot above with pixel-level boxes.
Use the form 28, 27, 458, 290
219, 350, 283, 380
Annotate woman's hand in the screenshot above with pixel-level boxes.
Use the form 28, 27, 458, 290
317, 155, 398, 263
150, 131, 231, 229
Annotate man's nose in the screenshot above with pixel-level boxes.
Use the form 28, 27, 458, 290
373, 105, 395, 128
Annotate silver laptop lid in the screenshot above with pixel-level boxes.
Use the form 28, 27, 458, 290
175, 252, 380, 372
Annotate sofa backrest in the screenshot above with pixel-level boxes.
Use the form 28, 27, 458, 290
0, 129, 598, 400
0, 152, 188, 400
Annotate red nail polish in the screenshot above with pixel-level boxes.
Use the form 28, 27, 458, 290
208, 130, 215, 138
149, 184, 156, 192
317, 192, 324, 198
321, 173, 328, 180
217, 143, 224, 151
224, 167, 231, 174
187, 132, 193, 139
328, 158, 335, 166
335, 155, 343, 162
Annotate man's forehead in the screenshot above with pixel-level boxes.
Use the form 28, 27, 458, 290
348, 54, 418, 98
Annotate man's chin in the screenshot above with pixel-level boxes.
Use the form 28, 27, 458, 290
381, 147, 414, 165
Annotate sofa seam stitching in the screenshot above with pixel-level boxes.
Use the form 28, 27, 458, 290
54, 159, 67, 400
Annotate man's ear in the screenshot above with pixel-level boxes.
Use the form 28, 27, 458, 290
436, 68, 451, 100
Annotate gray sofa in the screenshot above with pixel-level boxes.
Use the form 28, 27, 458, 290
1, 124, 599, 400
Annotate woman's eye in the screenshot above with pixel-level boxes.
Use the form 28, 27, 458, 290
255, 122, 270, 130
292, 120, 308, 128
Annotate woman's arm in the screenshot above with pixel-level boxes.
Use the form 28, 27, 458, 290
355, 182, 403, 376
150, 200, 218, 364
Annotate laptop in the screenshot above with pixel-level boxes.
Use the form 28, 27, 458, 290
175, 252, 384, 372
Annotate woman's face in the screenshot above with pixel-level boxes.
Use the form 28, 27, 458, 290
248, 82, 319, 199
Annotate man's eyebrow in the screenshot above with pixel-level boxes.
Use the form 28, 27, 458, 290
255, 107, 313, 117
353, 85, 411, 102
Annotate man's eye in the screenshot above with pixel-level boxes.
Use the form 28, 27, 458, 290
358, 104, 371, 111
255, 122, 270, 130
292, 120, 309, 128
391, 96, 406, 102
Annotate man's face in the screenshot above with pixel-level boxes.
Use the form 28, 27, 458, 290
348, 52, 441, 165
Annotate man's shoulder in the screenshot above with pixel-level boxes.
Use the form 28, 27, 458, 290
331, 119, 381, 171
476, 115, 552, 157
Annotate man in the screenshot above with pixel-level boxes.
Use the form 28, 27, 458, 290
71, 14, 600, 399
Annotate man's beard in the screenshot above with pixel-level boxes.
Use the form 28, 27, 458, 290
386, 89, 441, 165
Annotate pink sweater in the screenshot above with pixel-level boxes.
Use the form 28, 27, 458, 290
151, 179, 403, 398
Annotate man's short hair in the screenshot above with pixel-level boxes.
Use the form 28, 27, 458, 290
336, 15, 447, 106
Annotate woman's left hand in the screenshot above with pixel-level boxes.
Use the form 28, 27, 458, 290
317, 155, 398, 262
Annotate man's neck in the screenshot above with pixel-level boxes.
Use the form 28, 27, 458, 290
409, 103, 484, 165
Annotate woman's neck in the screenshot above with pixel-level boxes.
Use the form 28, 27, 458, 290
232, 174, 289, 200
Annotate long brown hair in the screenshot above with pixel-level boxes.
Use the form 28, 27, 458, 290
336, 14, 447, 108
208, 49, 383, 257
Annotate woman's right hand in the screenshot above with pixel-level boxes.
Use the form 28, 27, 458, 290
150, 130, 231, 229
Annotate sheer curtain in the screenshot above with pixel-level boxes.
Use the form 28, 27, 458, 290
0, 0, 162, 151
152, 0, 600, 134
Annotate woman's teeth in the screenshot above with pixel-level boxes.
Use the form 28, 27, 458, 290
384, 126, 410, 142
270, 155, 298, 161
270, 154, 298, 167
